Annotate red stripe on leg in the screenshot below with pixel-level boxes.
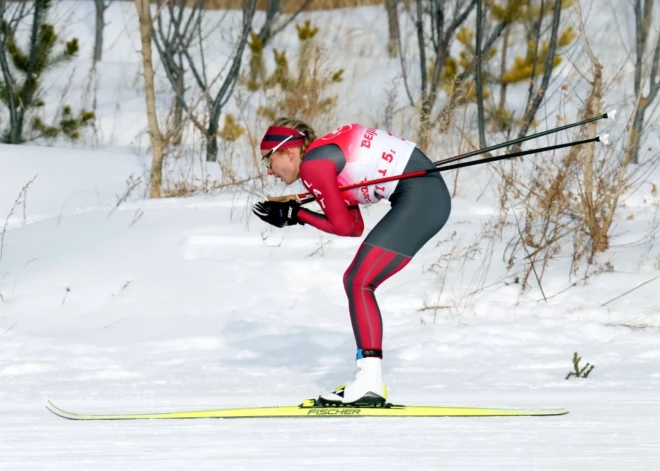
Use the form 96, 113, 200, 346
344, 245, 400, 351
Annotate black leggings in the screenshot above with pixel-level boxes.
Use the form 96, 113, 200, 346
343, 148, 451, 352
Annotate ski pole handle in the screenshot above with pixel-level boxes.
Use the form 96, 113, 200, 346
266, 194, 301, 203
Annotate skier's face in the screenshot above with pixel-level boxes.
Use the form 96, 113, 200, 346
262, 147, 302, 185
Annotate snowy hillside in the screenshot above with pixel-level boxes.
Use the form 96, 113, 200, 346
2, 1, 660, 470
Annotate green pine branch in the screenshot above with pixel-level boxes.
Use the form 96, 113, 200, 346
1, 0, 92, 143
565, 351, 595, 380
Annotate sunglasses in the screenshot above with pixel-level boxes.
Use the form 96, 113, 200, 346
261, 133, 304, 169
261, 136, 293, 169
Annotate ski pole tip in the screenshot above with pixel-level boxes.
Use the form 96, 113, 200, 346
605, 110, 617, 121
599, 133, 611, 146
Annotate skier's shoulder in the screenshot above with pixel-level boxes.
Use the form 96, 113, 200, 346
302, 123, 366, 170
302, 143, 346, 173
310, 123, 367, 147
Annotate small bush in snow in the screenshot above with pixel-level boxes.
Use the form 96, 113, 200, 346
565, 351, 595, 380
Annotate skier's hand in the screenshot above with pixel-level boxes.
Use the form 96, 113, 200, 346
252, 200, 304, 228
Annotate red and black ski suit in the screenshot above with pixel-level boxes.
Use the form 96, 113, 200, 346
297, 125, 451, 357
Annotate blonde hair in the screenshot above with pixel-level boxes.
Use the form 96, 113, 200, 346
271, 117, 317, 155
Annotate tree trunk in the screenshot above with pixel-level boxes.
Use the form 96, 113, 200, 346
94, 0, 104, 63
135, 0, 167, 198
628, 104, 644, 166
414, 0, 476, 149
628, 0, 658, 165
495, 23, 510, 132
205, 0, 256, 162
475, 0, 486, 149
206, 111, 220, 161
257, 0, 280, 45
173, 61, 184, 146
413, 0, 429, 149
385, 0, 399, 58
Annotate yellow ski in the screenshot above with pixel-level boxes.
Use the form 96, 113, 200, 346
46, 399, 568, 420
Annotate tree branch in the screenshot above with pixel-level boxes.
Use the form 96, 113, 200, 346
444, 0, 476, 45
516, 0, 562, 141
270, 0, 311, 37
457, 19, 508, 83
525, 0, 544, 114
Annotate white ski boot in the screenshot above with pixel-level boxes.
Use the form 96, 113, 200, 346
319, 357, 388, 407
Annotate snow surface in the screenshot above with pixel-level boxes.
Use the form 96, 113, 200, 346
1, 1, 660, 470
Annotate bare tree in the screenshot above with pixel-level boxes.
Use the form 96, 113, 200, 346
628, 0, 660, 164
135, 0, 167, 198
399, 0, 514, 150
152, 0, 256, 162
411, 0, 476, 150
153, 0, 201, 147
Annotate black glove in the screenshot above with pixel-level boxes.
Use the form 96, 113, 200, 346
252, 200, 304, 228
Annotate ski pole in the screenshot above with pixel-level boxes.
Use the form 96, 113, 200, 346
269, 134, 608, 205
433, 135, 607, 172
431, 110, 616, 168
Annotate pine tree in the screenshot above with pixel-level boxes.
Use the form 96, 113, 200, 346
0, 0, 94, 143
253, 20, 343, 125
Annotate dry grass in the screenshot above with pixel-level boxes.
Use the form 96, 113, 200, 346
484, 6, 660, 294
0, 176, 37, 303
495, 107, 659, 293
162, 181, 200, 198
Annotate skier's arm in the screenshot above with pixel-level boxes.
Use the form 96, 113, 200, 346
297, 159, 364, 237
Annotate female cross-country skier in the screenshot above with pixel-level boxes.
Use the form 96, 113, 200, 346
252, 117, 451, 406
